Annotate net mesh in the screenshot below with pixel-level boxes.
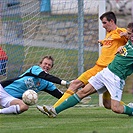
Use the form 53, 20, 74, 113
0, 0, 99, 106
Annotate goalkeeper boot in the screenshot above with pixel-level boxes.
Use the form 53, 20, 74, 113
127, 103, 133, 108
36, 105, 51, 117
43, 105, 57, 118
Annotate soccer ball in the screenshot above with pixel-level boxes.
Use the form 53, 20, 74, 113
22, 90, 38, 106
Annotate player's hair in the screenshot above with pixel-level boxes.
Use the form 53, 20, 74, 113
100, 11, 117, 24
39, 56, 54, 67
127, 22, 133, 32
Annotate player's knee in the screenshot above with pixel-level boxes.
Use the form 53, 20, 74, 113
21, 104, 29, 112
19, 101, 29, 112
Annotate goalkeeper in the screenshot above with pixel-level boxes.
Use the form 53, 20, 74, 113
38, 22, 133, 117
0, 56, 69, 114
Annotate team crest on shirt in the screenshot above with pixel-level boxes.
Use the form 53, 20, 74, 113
24, 78, 38, 90
121, 47, 127, 56
103, 39, 112, 47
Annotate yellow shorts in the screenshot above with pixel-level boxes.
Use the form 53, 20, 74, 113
78, 64, 105, 85
78, 64, 110, 100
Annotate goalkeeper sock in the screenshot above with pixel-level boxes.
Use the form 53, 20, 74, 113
0, 105, 20, 114
55, 93, 81, 114
53, 89, 74, 108
123, 105, 133, 116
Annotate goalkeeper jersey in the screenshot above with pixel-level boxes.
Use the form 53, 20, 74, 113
3, 66, 59, 99
108, 40, 133, 80
96, 27, 127, 67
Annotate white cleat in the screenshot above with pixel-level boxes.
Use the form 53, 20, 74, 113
36, 105, 51, 117
43, 105, 57, 118
127, 103, 133, 108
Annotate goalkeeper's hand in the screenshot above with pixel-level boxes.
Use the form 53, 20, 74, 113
61, 80, 74, 88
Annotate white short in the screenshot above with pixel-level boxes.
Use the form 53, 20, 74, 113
88, 67, 125, 101
0, 84, 17, 108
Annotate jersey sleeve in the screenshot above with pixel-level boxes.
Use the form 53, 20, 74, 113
31, 66, 62, 85
38, 71, 62, 84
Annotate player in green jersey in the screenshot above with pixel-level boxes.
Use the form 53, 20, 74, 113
40, 22, 133, 117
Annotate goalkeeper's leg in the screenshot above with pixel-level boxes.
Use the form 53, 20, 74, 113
53, 79, 84, 108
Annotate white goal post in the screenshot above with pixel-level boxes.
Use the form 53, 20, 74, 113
98, 0, 106, 107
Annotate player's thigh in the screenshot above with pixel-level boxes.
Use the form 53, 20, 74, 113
102, 68, 124, 102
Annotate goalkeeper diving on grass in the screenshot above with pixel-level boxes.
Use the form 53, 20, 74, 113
0, 56, 70, 114
37, 22, 133, 117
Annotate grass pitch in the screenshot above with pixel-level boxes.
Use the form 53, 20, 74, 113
0, 107, 133, 133
0, 93, 133, 133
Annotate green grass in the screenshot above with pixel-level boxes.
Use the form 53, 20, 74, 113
0, 93, 133, 133
0, 107, 132, 133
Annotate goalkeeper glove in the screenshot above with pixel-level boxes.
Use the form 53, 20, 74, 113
61, 80, 73, 88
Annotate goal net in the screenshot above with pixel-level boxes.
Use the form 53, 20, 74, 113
0, 0, 100, 107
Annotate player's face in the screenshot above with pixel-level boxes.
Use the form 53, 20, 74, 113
127, 28, 133, 43
101, 17, 114, 32
40, 58, 53, 72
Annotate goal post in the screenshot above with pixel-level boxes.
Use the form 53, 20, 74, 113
98, 0, 106, 107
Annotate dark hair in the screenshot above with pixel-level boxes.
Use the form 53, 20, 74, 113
127, 22, 133, 32
100, 11, 117, 24
39, 56, 54, 67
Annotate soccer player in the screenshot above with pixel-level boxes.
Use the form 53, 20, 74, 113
39, 22, 133, 117
37, 11, 130, 114
0, 56, 69, 114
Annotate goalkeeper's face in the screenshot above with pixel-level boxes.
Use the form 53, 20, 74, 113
40, 58, 53, 72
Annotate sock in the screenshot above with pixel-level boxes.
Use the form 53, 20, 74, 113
123, 105, 133, 116
0, 105, 21, 114
53, 89, 74, 108
120, 101, 126, 105
55, 93, 81, 114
